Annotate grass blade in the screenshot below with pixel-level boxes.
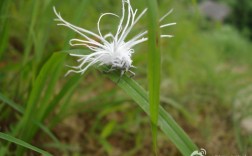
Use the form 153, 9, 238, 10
145, 0, 161, 154
14, 53, 66, 155
0, 0, 11, 58
0, 92, 60, 144
0, 132, 52, 156
0, 93, 24, 113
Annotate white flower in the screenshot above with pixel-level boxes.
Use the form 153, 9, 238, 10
53, 0, 176, 76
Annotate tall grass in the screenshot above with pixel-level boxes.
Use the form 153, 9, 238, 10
1, 0, 252, 155
1, 48, 197, 155
145, 0, 161, 154
0, 132, 52, 156
0, 0, 11, 58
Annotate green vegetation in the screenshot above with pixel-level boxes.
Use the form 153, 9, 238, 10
0, 0, 252, 155
146, 0, 161, 154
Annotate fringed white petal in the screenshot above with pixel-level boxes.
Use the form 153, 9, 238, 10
97, 13, 119, 38
159, 9, 173, 22
160, 22, 177, 28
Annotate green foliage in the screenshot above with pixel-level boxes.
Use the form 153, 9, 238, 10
0, 132, 52, 156
145, 0, 161, 154
0, 0, 11, 58
219, 0, 252, 38
0, 0, 252, 155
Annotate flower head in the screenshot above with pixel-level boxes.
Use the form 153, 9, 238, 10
54, 0, 176, 76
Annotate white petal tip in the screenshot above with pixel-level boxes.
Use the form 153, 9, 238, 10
161, 35, 174, 38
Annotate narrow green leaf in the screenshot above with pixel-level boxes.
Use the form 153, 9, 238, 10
145, 0, 161, 154
41, 74, 82, 121
0, 0, 11, 58
100, 121, 116, 139
14, 53, 66, 155
17, 53, 66, 138
0, 132, 52, 156
0, 93, 24, 113
0, 92, 60, 144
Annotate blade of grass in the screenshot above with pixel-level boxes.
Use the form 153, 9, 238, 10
40, 74, 83, 121
0, 92, 60, 144
0, 132, 52, 156
22, 0, 40, 66
0, 93, 24, 113
14, 53, 66, 155
13, 49, 88, 155
0, 0, 11, 58
145, 0, 161, 154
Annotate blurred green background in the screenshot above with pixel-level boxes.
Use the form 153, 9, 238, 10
0, 0, 252, 155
